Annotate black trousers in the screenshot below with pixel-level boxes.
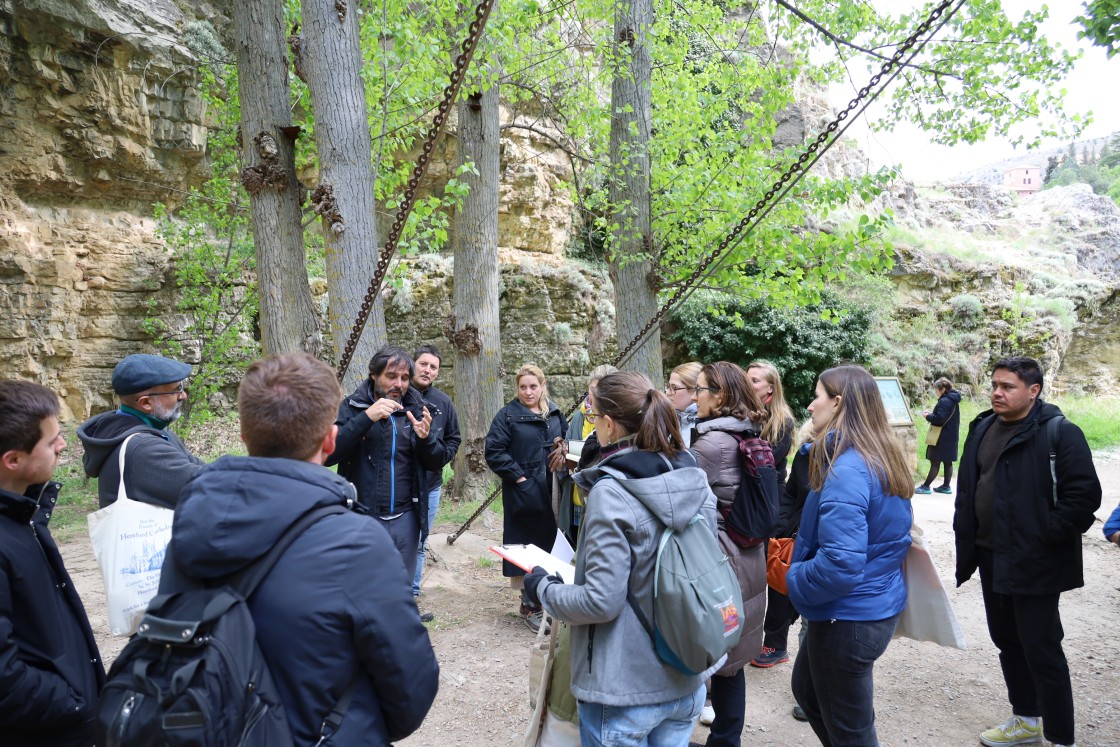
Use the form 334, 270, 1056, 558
706, 668, 745, 747
977, 548, 1075, 745
762, 585, 800, 651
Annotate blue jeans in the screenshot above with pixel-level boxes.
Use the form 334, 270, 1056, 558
578, 684, 705, 747
791, 615, 899, 747
412, 484, 442, 596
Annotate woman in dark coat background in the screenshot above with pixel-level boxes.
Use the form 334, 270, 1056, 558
485, 363, 568, 632
916, 377, 962, 494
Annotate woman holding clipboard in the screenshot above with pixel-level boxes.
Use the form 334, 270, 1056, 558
521, 371, 721, 747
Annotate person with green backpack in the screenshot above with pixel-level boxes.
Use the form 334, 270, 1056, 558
523, 371, 738, 747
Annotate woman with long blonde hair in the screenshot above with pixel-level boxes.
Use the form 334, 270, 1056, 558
786, 364, 913, 746
745, 360, 796, 485
667, 361, 703, 447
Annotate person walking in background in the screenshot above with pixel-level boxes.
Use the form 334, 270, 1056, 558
523, 372, 720, 746
0, 381, 105, 747
328, 346, 446, 581
690, 361, 769, 747
410, 344, 460, 613
667, 361, 702, 447
559, 364, 617, 544
955, 357, 1101, 747
787, 364, 914, 747
916, 377, 961, 494
77, 353, 204, 509
485, 364, 568, 633
746, 360, 796, 489
752, 419, 815, 671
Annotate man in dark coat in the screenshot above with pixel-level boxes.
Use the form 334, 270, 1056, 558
159, 354, 439, 746
410, 344, 460, 600
76, 353, 204, 509
954, 357, 1101, 747
0, 380, 106, 747
327, 346, 446, 581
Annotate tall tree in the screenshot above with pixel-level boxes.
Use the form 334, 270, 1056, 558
449, 81, 504, 503
232, 0, 321, 355
606, 0, 659, 383
297, 0, 387, 388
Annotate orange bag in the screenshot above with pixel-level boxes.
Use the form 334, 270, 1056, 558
766, 537, 796, 595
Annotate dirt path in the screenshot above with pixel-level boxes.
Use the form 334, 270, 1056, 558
63, 456, 1120, 747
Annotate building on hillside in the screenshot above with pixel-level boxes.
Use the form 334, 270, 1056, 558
1003, 164, 1042, 196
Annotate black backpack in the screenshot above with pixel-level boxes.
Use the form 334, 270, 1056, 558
96, 506, 351, 747
723, 433, 780, 547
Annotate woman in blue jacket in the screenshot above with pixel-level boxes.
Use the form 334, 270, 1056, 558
786, 365, 914, 747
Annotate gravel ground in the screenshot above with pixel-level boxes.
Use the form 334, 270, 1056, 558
64, 454, 1120, 747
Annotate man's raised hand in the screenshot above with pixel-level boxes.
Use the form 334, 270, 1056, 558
365, 398, 402, 422
408, 406, 432, 439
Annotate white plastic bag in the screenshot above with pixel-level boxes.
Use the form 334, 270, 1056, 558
894, 524, 967, 649
87, 434, 174, 637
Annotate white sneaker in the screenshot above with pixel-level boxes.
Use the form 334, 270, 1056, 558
699, 704, 715, 726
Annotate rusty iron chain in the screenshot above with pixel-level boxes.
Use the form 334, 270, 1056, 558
336, 0, 498, 382
447, 0, 955, 544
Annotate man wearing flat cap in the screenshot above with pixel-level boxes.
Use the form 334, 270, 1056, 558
77, 354, 204, 509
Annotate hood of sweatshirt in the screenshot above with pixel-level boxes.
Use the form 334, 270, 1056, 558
169, 455, 358, 579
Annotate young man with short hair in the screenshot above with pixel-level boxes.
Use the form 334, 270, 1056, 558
411, 343, 460, 599
955, 357, 1101, 747
159, 354, 439, 745
0, 380, 105, 747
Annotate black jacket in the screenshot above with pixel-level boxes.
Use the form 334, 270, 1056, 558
327, 381, 446, 532
485, 399, 567, 575
159, 456, 440, 745
0, 482, 106, 747
954, 401, 1102, 595
925, 390, 962, 463
775, 441, 811, 539
415, 384, 460, 486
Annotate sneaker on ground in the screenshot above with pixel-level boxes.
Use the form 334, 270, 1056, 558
914, 485, 932, 494
420, 612, 435, 623
933, 485, 953, 494
699, 704, 715, 726
524, 608, 545, 633
791, 705, 808, 722
750, 646, 790, 668
979, 715, 1042, 746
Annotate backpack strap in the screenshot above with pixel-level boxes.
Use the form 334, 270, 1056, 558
1045, 416, 1064, 508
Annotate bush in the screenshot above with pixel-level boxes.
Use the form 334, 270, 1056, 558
948, 294, 985, 329
668, 290, 873, 411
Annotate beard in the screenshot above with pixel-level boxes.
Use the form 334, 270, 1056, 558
151, 399, 183, 423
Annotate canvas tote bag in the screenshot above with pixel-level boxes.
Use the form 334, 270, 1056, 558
894, 524, 966, 649
523, 615, 580, 747
87, 433, 175, 637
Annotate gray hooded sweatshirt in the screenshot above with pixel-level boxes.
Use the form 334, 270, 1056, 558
537, 445, 722, 706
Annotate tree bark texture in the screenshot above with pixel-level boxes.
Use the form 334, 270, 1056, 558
233, 0, 321, 356
607, 0, 661, 385
449, 84, 504, 504
300, 0, 387, 391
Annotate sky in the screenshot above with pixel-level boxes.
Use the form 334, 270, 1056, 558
828, 1, 1119, 182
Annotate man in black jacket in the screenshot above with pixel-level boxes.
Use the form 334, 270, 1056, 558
954, 357, 1101, 747
0, 380, 106, 747
411, 343, 460, 599
160, 354, 439, 745
327, 346, 446, 580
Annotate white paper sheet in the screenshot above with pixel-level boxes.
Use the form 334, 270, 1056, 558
490, 543, 576, 583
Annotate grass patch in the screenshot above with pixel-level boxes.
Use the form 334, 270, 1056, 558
435, 488, 504, 531
51, 461, 100, 544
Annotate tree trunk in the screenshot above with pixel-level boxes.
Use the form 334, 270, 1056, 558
232, 0, 321, 356
299, 0, 387, 391
607, 0, 661, 385
449, 84, 504, 504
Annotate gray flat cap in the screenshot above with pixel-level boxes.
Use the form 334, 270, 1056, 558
112, 354, 192, 395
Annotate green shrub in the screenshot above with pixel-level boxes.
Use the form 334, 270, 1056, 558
668, 290, 873, 411
948, 294, 985, 329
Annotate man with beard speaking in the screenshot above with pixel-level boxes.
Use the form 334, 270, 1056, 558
78, 353, 204, 509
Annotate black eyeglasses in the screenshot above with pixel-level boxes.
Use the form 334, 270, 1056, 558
144, 383, 185, 397
664, 385, 690, 394
692, 386, 719, 395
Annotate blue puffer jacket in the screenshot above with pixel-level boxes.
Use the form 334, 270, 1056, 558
160, 456, 440, 746
786, 447, 912, 622
1104, 502, 1120, 542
